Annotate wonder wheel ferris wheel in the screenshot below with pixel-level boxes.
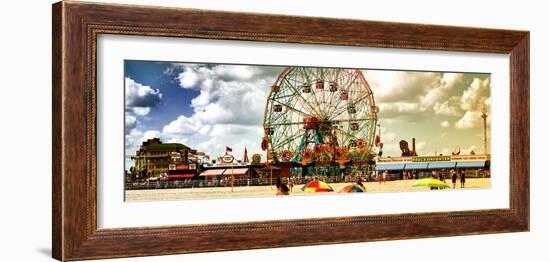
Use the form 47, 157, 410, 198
262, 67, 378, 170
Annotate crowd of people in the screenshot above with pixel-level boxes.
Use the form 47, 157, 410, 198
128, 167, 487, 192
369, 168, 470, 188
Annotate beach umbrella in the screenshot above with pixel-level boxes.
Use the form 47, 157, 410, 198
413, 178, 450, 189
301, 180, 334, 193
338, 184, 367, 193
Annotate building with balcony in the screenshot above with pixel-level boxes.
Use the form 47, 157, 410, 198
131, 138, 190, 177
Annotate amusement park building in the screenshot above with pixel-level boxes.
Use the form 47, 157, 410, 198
198, 162, 291, 181
375, 154, 490, 177
131, 138, 190, 177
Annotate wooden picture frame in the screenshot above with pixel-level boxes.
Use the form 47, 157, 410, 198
52, 1, 529, 261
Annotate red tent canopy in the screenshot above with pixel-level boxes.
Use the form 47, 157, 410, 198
165, 174, 195, 179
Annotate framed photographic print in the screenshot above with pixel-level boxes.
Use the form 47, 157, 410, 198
52, 1, 529, 261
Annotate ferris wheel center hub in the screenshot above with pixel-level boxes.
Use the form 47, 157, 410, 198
303, 117, 327, 129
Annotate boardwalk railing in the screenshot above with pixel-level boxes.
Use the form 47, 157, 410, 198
125, 170, 490, 190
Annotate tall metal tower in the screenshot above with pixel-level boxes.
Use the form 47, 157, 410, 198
481, 106, 488, 155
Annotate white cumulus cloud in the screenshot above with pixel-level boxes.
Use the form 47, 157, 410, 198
455, 111, 483, 129
151, 64, 282, 158
163, 115, 210, 136
454, 77, 491, 129
132, 107, 151, 116
125, 77, 162, 107
124, 77, 163, 134
460, 78, 490, 111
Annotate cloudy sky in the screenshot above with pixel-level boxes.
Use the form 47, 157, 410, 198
124, 60, 490, 169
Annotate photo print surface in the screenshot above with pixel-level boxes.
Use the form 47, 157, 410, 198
124, 60, 491, 201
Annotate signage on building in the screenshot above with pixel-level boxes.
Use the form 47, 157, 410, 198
412, 156, 451, 162
216, 163, 242, 167
168, 164, 176, 171
252, 154, 261, 164
221, 154, 235, 163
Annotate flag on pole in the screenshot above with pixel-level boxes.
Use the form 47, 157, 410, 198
226, 146, 233, 153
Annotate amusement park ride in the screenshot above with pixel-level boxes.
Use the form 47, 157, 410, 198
261, 67, 380, 177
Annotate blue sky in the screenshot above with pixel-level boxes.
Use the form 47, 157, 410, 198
125, 61, 198, 131
124, 61, 490, 169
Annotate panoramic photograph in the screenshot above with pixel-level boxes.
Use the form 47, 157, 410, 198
124, 60, 491, 201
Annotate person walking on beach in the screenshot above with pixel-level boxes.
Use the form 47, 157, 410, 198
451, 169, 458, 189
276, 183, 290, 195
431, 170, 438, 190
356, 176, 365, 187
288, 177, 294, 192
382, 170, 388, 184
460, 170, 466, 188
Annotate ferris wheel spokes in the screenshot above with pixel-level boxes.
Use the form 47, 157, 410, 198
267, 117, 374, 128
280, 74, 321, 117
297, 67, 325, 117
326, 71, 360, 117
329, 92, 374, 122
325, 71, 357, 117
271, 128, 305, 152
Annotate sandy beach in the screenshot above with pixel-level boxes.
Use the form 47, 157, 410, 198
125, 178, 491, 201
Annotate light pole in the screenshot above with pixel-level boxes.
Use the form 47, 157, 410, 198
481, 106, 488, 155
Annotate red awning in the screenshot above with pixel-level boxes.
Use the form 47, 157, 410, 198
166, 174, 195, 179
224, 168, 249, 176
200, 168, 250, 176
200, 169, 227, 176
